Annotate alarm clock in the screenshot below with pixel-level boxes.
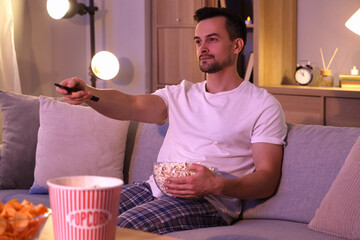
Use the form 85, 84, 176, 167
295, 62, 313, 85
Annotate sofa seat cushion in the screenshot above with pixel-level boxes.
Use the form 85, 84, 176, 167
0, 189, 50, 208
242, 124, 360, 223
166, 219, 343, 240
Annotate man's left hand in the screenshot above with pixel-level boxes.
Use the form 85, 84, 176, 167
163, 163, 219, 198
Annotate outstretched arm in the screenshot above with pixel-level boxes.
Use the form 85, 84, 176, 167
56, 77, 168, 125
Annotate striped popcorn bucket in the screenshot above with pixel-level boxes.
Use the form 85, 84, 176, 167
47, 176, 123, 240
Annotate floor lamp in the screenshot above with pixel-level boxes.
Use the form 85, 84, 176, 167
47, 0, 119, 87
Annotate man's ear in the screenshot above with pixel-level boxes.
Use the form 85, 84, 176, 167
233, 38, 244, 54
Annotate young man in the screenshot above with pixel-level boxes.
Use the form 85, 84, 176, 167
56, 7, 287, 234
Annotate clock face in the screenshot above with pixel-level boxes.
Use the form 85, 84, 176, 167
295, 67, 313, 85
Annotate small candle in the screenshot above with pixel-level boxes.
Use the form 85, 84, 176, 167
245, 16, 252, 25
351, 66, 359, 75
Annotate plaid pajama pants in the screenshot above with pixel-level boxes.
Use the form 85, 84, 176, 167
117, 182, 227, 234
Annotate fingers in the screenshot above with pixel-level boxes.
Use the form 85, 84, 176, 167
56, 77, 90, 104
168, 191, 197, 198
60, 77, 83, 89
62, 91, 92, 105
164, 180, 197, 198
165, 176, 188, 184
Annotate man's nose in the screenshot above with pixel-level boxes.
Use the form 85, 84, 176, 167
198, 43, 208, 54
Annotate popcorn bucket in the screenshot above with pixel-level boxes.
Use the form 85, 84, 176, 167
47, 176, 123, 240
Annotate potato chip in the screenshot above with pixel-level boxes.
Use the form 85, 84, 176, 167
0, 199, 50, 239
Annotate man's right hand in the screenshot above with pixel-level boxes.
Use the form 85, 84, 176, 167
56, 77, 94, 105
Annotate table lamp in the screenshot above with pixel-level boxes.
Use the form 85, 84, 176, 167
345, 8, 360, 36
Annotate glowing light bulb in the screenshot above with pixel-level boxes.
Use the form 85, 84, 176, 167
47, 0, 70, 19
91, 51, 120, 80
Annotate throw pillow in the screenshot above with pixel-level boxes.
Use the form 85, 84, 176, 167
0, 90, 40, 189
308, 136, 360, 239
30, 96, 129, 193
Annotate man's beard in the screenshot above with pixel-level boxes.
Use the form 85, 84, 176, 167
199, 54, 233, 73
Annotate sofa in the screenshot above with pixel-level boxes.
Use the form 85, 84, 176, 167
0, 90, 360, 240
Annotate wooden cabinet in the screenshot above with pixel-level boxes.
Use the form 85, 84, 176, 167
151, 0, 254, 90
267, 86, 360, 127
152, 0, 209, 90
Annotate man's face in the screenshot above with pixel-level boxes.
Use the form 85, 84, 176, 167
194, 16, 237, 73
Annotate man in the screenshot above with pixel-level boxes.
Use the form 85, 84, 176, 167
56, 7, 287, 234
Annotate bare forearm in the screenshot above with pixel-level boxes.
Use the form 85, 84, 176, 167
215, 170, 280, 199
84, 87, 134, 119
57, 78, 167, 124
84, 86, 167, 124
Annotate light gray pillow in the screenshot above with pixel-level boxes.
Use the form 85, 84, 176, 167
0, 90, 40, 189
30, 96, 129, 193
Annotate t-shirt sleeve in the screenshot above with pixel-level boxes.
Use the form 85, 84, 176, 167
152, 87, 169, 107
251, 95, 287, 145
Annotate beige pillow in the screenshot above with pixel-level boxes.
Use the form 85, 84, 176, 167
30, 96, 129, 193
308, 136, 360, 239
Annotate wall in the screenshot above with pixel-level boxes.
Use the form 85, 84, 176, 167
297, 0, 360, 86
11, 0, 151, 97
10, 1, 359, 96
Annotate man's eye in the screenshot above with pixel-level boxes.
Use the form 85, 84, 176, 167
195, 40, 201, 45
209, 38, 216, 42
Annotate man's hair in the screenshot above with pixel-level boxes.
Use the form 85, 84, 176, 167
194, 7, 247, 46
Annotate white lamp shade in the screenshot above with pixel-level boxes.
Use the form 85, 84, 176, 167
47, 0, 70, 19
91, 51, 120, 80
345, 8, 360, 36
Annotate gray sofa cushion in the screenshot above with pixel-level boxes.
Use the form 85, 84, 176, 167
0, 90, 39, 189
128, 122, 168, 183
166, 219, 343, 240
243, 124, 360, 223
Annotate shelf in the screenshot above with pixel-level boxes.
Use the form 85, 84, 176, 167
264, 85, 360, 99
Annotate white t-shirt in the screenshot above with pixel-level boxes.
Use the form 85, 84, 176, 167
148, 80, 287, 223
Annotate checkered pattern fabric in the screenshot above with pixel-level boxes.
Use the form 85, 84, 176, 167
117, 182, 227, 234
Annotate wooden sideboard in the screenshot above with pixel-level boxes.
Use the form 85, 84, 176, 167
265, 85, 360, 127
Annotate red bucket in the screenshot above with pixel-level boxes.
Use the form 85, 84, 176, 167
48, 176, 123, 240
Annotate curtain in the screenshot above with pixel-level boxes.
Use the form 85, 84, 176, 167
0, 0, 21, 93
